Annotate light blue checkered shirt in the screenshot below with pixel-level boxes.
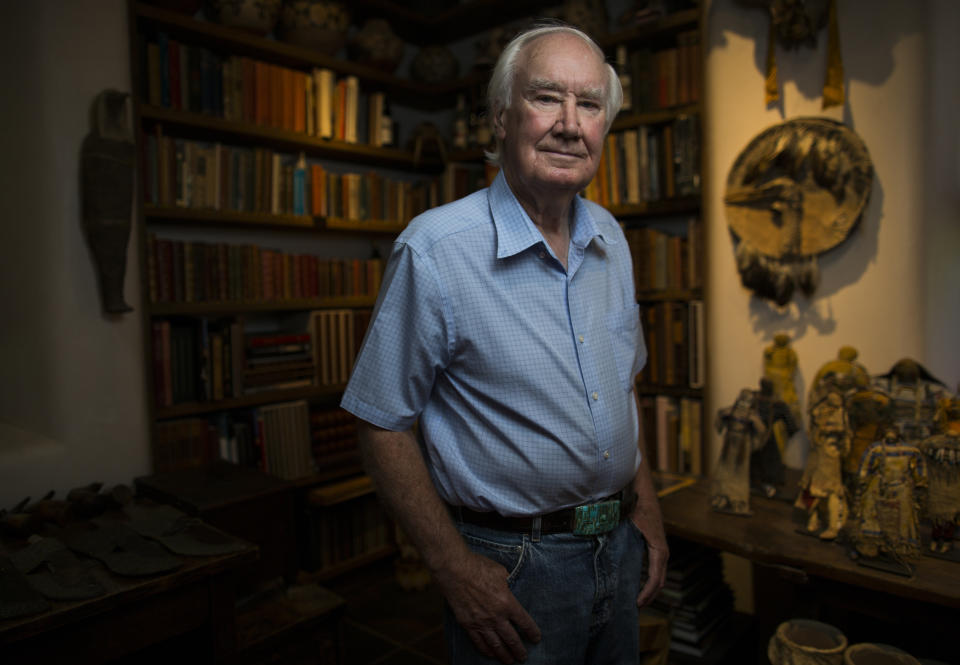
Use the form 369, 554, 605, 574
341, 171, 646, 517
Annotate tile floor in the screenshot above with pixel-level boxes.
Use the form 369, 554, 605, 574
328, 558, 449, 665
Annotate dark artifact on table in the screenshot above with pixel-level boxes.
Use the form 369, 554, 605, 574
81, 89, 136, 314
751, 378, 799, 499
277, 0, 351, 55
872, 358, 951, 441
204, 0, 281, 35
796, 388, 850, 540
809, 346, 870, 408
918, 395, 960, 557
849, 426, 927, 572
723, 118, 873, 306
844, 386, 893, 481
712, 387, 768, 515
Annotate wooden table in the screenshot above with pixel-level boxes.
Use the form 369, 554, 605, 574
656, 476, 960, 661
1, 532, 257, 664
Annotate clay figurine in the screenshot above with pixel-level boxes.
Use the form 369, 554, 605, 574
808, 346, 870, 409
750, 378, 799, 498
763, 333, 801, 424
851, 427, 928, 566
872, 358, 951, 441
712, 388, 767, 515
795, 389, 850, 539
918, 395, 960, 556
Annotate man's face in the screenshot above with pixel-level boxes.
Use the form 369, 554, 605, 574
496, 33, 608, 199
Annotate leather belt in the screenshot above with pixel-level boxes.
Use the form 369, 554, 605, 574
450, 488, 637, 536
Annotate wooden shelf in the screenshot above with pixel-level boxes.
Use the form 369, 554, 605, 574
636, 288, 703, 302
636, 384, 703, 399
148, 296, 376, 317
138, 105, 438, 169
611, 197, 701, 219
612, 104, 701, 131
599, 8, 701, 49
143, 206, 408, 235
307, 474, 375, 507
301, 544, 398, 583
153, 383, 347, 419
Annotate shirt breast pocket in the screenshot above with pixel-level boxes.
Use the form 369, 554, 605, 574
604, 304, 646, 391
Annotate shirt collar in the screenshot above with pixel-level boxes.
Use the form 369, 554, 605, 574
489, 170, 615, 260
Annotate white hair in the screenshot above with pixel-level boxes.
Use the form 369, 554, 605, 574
484, 22, 622, 166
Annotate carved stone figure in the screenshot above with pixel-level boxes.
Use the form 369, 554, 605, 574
796, 389, 850, 539
712, 388, 767, 515
723, 118, 873, 306
851, 427, 928, 560
918, 396, 960, 555
763, 332, 801, 423
81, 90, 136, 314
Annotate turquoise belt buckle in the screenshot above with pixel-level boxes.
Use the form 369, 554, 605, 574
572, 500, 620, 536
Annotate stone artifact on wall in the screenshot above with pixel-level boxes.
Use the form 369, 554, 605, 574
81, 90, 136, 315
723, 118, 873, 306
795, 388, 850, 540
711, 387, 768, 515
849, 427, 928, 574
735, 0, 844, 109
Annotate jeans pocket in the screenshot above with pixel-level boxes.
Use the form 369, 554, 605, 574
461, 530, 528, 585
604, 303, 645, 390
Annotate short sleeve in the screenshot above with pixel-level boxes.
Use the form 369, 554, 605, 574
340, 242, 450, 431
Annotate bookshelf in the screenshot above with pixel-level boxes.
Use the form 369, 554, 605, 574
128, 0, 709, 583
584, 6, 709, 481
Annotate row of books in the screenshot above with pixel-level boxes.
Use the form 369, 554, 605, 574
150, 309, 372, 408
625, 220, 701, 292
301, 492, 392, 572
153, 403, 361, 478
142, 131, 438, 223
639, 394, 703, 476
652, 539, 735, 658
144, 33, 389, 145
626, 30, 702, 112
582, 115, 700, 208
310, 407, 359, 469
146, 234, 384, 305
640, 300, 705, 389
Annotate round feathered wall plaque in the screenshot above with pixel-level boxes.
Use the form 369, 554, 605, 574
724, 117, 873, 306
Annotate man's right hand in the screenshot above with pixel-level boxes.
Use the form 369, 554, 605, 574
433, 549, 541, 664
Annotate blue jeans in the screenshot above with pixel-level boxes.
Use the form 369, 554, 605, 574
444, 518, 646, 665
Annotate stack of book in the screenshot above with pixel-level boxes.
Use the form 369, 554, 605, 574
257, 399, 314, 480
244, 331, 315, 395
652, 540, 735, 659
310, 309, 372, 386
310, 406, 359, 472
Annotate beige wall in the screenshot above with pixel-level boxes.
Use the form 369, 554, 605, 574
704, 0, 960, 611
0, 0, 150, 505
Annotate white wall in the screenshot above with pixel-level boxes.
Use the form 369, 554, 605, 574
704, 0, 960, 612
0, 0, 150, 506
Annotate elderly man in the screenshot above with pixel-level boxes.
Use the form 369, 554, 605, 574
341, 22, 668, 665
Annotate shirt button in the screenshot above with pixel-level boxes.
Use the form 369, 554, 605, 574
592, 392, 599, 401
603, 450, 610, 459
539, 250, 546, 259
578, 335, 585, 343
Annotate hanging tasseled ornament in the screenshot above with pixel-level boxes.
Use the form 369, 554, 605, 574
724, 118, 873, 306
